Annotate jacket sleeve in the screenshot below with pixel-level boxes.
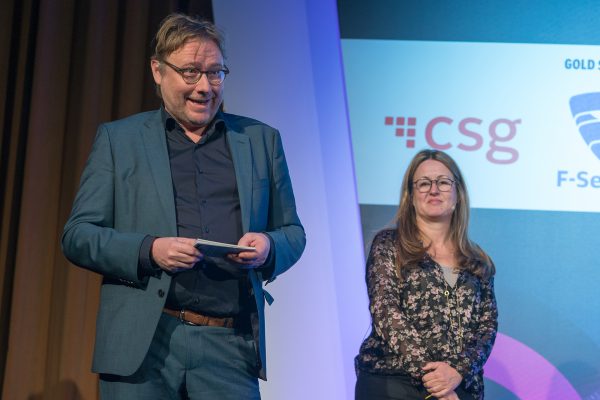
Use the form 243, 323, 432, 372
61, 124, 147, 286
367, 231, 433, 381
260, 130, 306, 282
446, 276, 498, 388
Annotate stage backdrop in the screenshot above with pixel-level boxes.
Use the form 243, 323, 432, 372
214, 1, 366, 398
214, 1, 599, 399
339, 1, 600, 399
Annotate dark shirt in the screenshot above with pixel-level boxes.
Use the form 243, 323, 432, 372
141, 108, 253, 317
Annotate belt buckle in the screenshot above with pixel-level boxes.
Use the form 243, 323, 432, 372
179, 309, 198, 326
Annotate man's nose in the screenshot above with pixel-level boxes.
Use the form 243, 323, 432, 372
193, 73, 211, 91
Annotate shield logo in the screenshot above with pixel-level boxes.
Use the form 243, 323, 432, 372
569, 92, 600, 160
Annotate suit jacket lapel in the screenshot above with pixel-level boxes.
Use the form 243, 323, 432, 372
224, 117, 270, 379
141, 111, 177, 234
227, 129, 252, 234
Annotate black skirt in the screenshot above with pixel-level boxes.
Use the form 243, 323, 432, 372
355, 371, 477, 400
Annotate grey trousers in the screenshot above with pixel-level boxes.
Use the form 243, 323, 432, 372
99, 312, 260, 400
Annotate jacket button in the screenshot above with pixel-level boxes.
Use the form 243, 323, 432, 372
158, 289, 165, 297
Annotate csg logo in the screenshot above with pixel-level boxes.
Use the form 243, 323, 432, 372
385, 115, 521, 164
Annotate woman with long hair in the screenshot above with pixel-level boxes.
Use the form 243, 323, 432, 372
355, 149, 498, 400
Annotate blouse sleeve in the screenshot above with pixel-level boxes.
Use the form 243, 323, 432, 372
367, 230, 433, 380
447, 276, 498, 388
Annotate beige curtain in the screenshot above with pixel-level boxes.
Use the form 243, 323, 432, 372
0, 1, 213, 398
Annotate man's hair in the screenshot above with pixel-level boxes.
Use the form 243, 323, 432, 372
394, 149, 495, 280
152, 13, 226, 61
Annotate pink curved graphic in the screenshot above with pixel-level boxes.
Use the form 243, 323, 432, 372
484, 333, 581, 400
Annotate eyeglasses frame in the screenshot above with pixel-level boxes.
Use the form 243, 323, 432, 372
160, 59, 229, 85
413, 177, 456, 193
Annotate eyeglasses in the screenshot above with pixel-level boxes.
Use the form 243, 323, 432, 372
161, 60, 229, 85
413, 177, 456, 193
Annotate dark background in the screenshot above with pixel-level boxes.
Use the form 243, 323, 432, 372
0, 1, 213, 398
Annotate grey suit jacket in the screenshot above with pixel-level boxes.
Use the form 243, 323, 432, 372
62, 109, 305, 380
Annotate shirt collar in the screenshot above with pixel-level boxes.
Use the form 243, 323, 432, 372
160, 106, 226, 143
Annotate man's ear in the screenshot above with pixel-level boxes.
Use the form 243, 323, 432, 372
150, 59, 163, 85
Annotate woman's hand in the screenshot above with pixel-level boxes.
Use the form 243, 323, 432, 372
422, 361, 462, 398
437, 390, 460, 400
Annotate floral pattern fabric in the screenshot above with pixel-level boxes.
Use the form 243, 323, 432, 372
355, 229, 498, 399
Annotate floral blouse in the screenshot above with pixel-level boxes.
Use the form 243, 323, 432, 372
355, 230, 498, 399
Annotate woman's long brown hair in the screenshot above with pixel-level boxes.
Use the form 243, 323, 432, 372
395, 149, 495, 280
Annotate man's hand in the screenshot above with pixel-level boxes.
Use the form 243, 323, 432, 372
151, 237, 202, 272
422, 362, 462, 399
227, 232, 270, 268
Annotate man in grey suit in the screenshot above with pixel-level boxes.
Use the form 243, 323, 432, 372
62, 13, 305, 400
